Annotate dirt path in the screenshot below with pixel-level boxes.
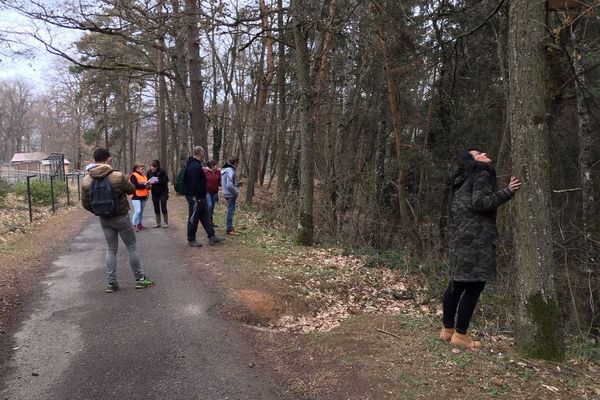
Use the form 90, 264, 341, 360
0, 200, 279, 399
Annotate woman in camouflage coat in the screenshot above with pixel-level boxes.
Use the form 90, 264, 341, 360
440, 149, 521, 349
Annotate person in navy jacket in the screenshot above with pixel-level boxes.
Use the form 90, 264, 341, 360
183, 146, 223, 247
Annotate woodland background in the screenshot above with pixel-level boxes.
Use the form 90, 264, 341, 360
0, 0, 598, 360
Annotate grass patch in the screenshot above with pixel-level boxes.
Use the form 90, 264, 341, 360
566, 335, 600, 365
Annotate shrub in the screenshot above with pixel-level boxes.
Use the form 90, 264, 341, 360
15, 179, 65, 205
0, 178, 11, 202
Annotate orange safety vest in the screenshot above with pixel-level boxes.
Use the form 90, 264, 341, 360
130, 172, 150, 197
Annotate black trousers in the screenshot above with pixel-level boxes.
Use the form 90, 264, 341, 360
442, 280, 486, 334
186, 195, 215, 242
152, 192, 168, 215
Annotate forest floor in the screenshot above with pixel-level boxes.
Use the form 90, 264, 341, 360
1, 189, 599, 399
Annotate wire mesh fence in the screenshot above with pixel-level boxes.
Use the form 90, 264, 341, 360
0, 166, 85, 226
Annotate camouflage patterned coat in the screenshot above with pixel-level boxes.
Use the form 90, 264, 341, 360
448, 166, 513, 281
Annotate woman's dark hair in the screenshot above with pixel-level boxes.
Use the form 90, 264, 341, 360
206, 160, 216, 168
452, 148, 496, 186
151, 160, 160, 169
453, 149, 477, 178
228, 156, 240, 165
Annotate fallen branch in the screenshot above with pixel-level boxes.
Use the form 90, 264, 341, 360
552, 187, 582, 193
376, 328, 403, 340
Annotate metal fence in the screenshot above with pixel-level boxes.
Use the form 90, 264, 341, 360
0, 166, 86, 222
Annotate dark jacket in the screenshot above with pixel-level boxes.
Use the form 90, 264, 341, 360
184, 156, 207, 198
82, 163, 134, 217
146, 162, 169, 196
448, 163, 513, 281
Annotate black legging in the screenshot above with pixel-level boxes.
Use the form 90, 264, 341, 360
442, 280, 486, 334
152, 192, 168, 215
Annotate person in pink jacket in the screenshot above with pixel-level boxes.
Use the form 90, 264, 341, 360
204, 160, 221, 227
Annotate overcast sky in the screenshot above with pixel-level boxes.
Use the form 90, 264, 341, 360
0, 7, 78, 91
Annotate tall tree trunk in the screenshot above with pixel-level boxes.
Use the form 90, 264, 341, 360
246, 0, 275, 203
185, 0, 208, 150
260, 96, 278, 186
103, 95, 109, 151
571, 25, 595, 245
374, 3, 423, 258
173, 0, 190, 166
157, 1, 168, 168
275, 0, 289, 196
492, 20, 511, 179
571, 23, 598, 332
292, 0, 315, 246
508, 0, 564, 360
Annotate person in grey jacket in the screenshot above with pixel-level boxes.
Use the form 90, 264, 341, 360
221, 156, 240, 236
81, 148, 154, 293
440, 148, 521, 349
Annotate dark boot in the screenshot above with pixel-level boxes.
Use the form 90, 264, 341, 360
162, 214, 169, 228
153, 214, 161, 228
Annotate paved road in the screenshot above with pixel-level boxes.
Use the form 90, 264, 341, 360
0, 213, 278, 400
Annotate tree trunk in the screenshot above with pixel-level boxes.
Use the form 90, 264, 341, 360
508, 0, 564, 360
185, 0, 208, 150
275, 0, 289, 196
571, 25, 595, 245
292, 0, 315, 246
492, 21, 511, 179
173, 0, 190, 166
156, 1, 168, 167
246, 0, 275, 203
375, 9, 423, 259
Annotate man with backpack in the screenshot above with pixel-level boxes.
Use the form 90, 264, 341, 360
183, 146, 224, 247
81, 148, 154, 293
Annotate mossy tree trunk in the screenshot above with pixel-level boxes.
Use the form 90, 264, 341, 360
508, 0, 564, 360
291, 0, 315, 246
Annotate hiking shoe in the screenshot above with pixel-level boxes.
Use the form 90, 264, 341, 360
106, 283, 119, 293
450, 332, 482, 349
135, 277, 154, 289
439, 326, 454, 342
226, 229, 240, 236
209, 235, 224, 245
188, 240, 202, 247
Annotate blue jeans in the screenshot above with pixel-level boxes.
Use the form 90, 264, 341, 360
206, 192, 218, 224
99, 214, 145, 284
131, 198, 147, 225
225, 196, 236, 232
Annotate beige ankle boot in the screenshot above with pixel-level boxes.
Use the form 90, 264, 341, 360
162, 214, 169, 228
439, 326, 455, 341
450, 332, 482, 349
